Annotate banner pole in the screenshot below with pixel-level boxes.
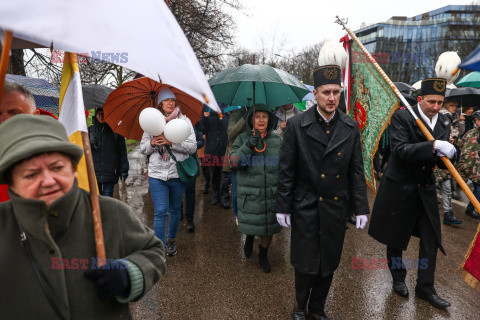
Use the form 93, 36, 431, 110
0, 30, 13, 106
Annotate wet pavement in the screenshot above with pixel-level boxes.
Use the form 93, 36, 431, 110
121, 146, 480, 319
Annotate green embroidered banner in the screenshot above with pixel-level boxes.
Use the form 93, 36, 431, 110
346, 40, 400, 192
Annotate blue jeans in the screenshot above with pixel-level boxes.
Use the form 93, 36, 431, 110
185, 176, 197, 222
149, 177, 186, 244
229, 172, 238, 217
98, 183, 115, 197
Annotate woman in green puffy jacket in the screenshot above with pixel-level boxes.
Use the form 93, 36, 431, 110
230, 104, 283, 273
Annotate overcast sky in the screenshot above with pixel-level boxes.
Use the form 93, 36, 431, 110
232, 0, 471, 54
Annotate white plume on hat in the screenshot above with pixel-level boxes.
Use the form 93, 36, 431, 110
318, 39, 347, 70
435, 51, 461, 84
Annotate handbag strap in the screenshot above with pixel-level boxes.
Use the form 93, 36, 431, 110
15, 220, 67, 320
165, 146, 178, 162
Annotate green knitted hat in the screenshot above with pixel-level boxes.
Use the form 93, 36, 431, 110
0, 114, 84, 184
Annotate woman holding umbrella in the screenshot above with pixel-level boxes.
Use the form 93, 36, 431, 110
230, 104, 282, 273
140, 88, 196, 256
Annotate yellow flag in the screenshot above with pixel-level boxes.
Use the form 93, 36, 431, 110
58, 52, 94, 191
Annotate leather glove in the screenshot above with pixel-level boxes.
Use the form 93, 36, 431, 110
434, 140, 456, 159
84, 262, 130, 299
276, 213, 291, 228
355, 215, 368, 229
119, 173, 128, 182
246, 135, 260, 150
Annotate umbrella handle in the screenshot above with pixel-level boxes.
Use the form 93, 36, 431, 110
254, 142, 267, 153
252, 129, 267, 153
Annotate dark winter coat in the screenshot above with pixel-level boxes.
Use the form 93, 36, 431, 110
0, 181, 166, 319
276, 106, 369, 276
193, 128, 205, 177
368, 106, 453, 255
223, 108, 247, 172
230, 106, 282, 236
197, 112, 229, 158
88, 118, 129, 184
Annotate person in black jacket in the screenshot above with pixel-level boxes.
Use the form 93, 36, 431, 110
88, 108, 129, 197
276, 63, 369, 320
368, 78, 456, 309
184, 127, 205, 232
198, 107, 229, 207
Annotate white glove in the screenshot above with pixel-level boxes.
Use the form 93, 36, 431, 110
356, 215, 368, 229
434, 140, 456, 159
276, 213, 291, 228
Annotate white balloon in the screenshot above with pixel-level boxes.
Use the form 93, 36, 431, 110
139, 107, 165, 136
164, 119, 191, 144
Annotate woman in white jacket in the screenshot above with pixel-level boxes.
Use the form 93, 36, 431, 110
141, 88, 196, 256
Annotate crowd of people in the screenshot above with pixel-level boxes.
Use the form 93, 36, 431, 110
1, 62, 480, 319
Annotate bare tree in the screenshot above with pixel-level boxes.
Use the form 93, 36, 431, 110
23, 49, 135, 88
168, 0, 242, 75
278, 42, 323, 85
7, 50, 26, 75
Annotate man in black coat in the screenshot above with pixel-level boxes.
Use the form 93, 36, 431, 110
88, 108, 129, 197
198, 108, 229, 207
276, 64, 370, 320
368, 78, 456, 309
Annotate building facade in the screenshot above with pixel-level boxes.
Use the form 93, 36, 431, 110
354, 5, 480, 84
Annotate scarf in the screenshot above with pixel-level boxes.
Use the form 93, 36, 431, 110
158, 106, 181, 161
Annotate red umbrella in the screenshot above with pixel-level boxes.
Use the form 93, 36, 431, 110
103, 77, 203, 140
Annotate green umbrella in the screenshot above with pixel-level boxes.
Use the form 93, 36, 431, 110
457, 71, 480, 88
208, 64, 310, 108
294, 101, 307, 111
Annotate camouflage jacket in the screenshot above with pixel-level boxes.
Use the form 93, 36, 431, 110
457, 127, 480, 184
434, 125, 461, 181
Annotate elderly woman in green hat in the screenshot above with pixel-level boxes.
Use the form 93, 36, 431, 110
0, 114, 166, 319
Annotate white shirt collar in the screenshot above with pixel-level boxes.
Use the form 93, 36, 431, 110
316, 107, 335, 123
417, 104, 438, 131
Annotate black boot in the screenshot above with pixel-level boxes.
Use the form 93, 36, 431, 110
465, 203, 480, 219
203, 183, 209, 194
443, 211, 462, 225
258, 244, 271, 273
244, 235, 254, 258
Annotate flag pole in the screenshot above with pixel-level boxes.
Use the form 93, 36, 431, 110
67, 52, 106, 266
335, 16, 480, 215
0, 30, 13, 106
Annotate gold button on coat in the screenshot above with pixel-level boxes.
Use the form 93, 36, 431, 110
319, 197, 323, 201
337, 152, 341, 157
334, 197, 338, 201
336, 175, 340, 179
321, 174, 325, 179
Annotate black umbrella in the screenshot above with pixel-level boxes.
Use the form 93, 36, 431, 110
401, 93, 417, 107
82, 84, 114, 110
394, 82, 414, 94
445, 87, 480, 108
